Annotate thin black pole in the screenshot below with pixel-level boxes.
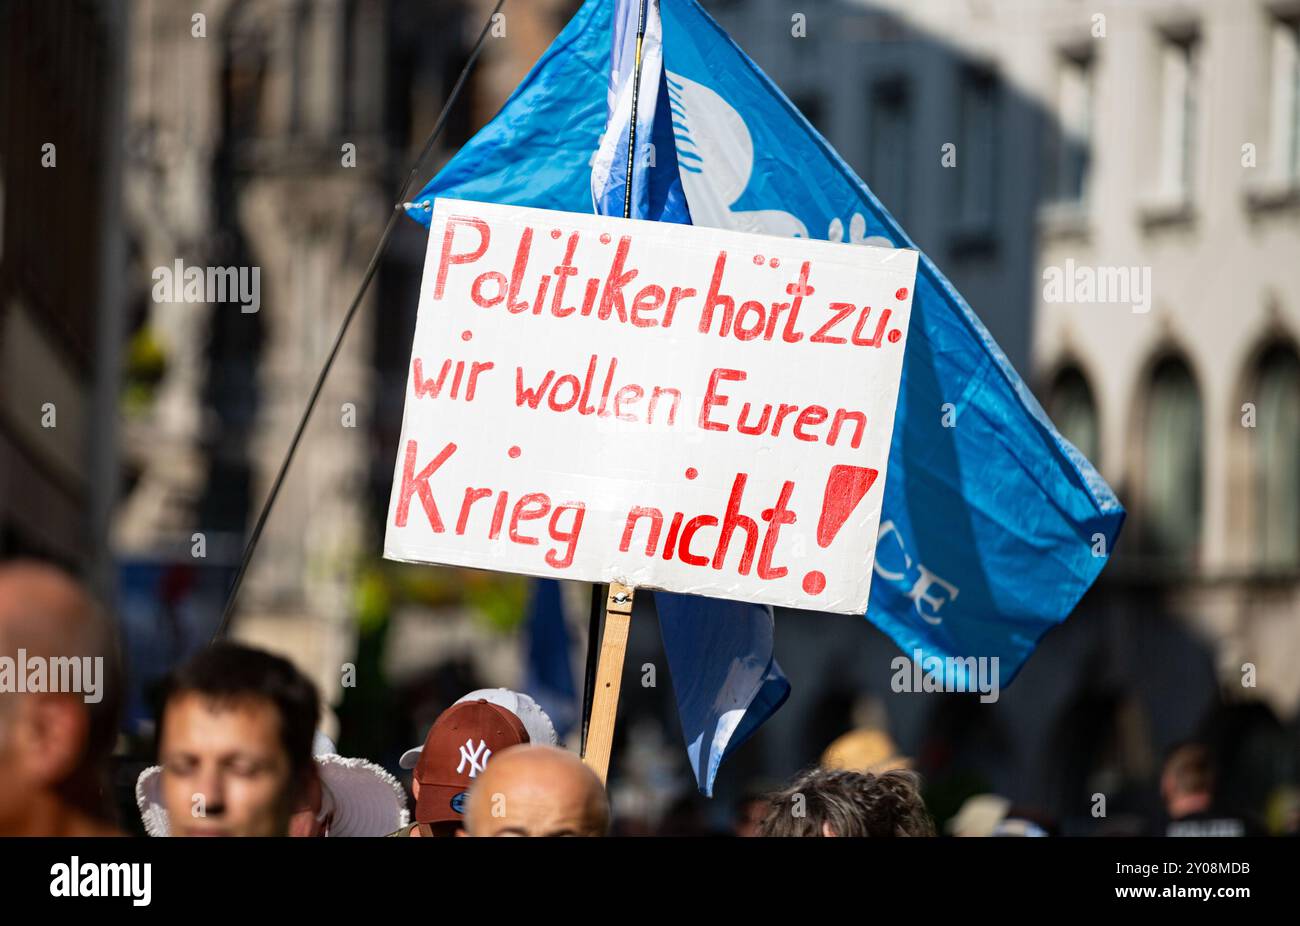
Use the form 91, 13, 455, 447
213, 0, 507, 641
621, 0, 649, 219
580, 581, 604, 757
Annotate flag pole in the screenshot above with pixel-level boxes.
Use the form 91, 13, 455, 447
582, 582, 636, 783
212, 0, 507, 641
579, 581, 603, 757
581, 0, 650, 770
621, 0, 649, 219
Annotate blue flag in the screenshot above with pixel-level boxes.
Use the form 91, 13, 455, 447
586, 0, 786, 797
406, 0, 1123, 772
523, 579, 578, 739
590, 0, 690, 222
654, 593, 790, 795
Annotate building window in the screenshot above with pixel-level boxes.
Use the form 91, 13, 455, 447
342, 0, 359, 134
1156, 29, 1200, 204
289, 1, 310, 136
1048, 51, 1093, 205
957, 66, 998, 232
1269, 16, 1300, 186
1142, 356, 1203, 564
868, 77, 911, 223
1048, 366, 1100, 466
222, 13, 269, 141
1255, 345, 1300, 570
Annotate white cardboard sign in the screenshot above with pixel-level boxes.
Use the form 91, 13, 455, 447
384, 199, 917, 614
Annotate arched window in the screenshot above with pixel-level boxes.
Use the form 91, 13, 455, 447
222, 3, 270, 142
1142, 356, 1203, 563
1254, 345, 1300, 570
1048, 365, 1100, 466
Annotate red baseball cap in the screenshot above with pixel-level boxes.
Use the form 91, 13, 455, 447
412, 699, 530, 824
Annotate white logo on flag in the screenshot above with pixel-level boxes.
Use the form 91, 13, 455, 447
666, 72, 895, 251
457, 739, 492, 777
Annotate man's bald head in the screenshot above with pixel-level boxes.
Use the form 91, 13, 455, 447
463, 745, 609, 837
0, 560, 121, 825
0, 561, 109, 656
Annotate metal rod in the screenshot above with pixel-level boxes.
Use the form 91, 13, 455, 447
584, 0, 651, 756
621, 0, 649, 219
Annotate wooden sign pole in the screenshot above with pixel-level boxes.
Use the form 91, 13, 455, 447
582, 581, 635, 784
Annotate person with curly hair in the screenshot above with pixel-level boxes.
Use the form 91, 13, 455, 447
759, 767, 936, 837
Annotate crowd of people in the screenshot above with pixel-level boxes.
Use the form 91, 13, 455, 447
0, 559, 1273, 837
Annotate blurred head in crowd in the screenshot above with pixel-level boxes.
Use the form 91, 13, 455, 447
947, 793, 1056, 837
733, 789, 770, 837
820, 727, 913, 776
990, 816, 1050, 837
398, 689, 552, 836
0, 560, 122, 836
287, 771, 328, 837
462, 744, 609, 837
946, 793, 1011, 837
1266, 785, 1300, 836
157, 642, 319, 836
1161, 742, 1215, 819
139, 729, 408, 837
760, 767, 936, 837
286, 732, 411, 837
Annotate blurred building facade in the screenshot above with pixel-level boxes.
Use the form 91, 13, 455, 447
111, 0, 578, 718
4, 0, 1295, 829
702, 0, 1300, 828
0, 1, 126, 597
1021, 0, 1300, 710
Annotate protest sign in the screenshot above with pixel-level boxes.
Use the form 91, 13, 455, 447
384, 199, 917, 614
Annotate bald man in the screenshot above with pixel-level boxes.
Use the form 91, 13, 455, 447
461, 744, 609, 837
0, 560, 122, 835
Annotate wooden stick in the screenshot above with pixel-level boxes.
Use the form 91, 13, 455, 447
582, 582, 635, 784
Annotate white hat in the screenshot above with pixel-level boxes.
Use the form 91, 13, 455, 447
946, 793, 1012, 837
399, 688, 558, 770
136, 735, 409, 837
309, 752, 409, 836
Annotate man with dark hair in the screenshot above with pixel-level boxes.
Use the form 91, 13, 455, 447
0, 561, 123, 836
155, 642, 319, 836
1154, 742, 1263, 837
759, 767, 936, 837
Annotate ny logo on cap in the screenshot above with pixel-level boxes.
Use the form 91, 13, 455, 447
457, 739, 492, 777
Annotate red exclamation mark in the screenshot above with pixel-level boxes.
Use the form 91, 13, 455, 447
802, 464, 879, 595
